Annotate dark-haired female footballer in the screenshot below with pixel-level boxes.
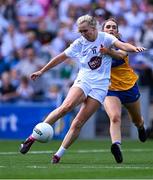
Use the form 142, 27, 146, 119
100, 18, 147, 163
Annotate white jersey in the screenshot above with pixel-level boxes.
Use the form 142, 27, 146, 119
65, 32, 117, 87
64, 31, 118, 104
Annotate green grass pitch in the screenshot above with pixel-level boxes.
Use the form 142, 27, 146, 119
0, 139, 153, 179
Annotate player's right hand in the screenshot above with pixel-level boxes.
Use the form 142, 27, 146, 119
30, 70, 42, 81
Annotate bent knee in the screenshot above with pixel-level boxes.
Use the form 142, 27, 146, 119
110, 114, 121, 124
59, 102, 74, 114
71, 120, 83, 132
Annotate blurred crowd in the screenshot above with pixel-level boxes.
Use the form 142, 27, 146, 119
0, 0, 153, 104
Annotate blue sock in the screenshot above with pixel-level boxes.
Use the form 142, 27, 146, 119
114, 141, 121, 145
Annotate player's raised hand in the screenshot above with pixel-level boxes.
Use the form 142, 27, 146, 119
135, 47, 147, 52
30, 70, 42, 81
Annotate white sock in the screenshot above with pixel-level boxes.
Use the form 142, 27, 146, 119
55, 146, 66, 158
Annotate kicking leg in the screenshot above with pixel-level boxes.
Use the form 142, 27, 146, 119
52, 97, 100, 163
20, 87, 86, 154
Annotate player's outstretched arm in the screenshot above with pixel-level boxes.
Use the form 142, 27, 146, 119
114, 40, 146, 53
30, 52, 68, 81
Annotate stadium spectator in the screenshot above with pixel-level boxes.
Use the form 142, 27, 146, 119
128, 38, 153, 93
106, 0, 130, 16
147, 1, 153, 19
93, 0, 112, 20
59, 58, 78, 81
3, 0, 18, 25
36, 20, 53, 46
1, 23, 27, 57
62, 19, 80, 45
58, 0, 71, 22
17, 19, 29, 35
139, 0, 151, 13
36, 0, 51, 14
123, 2, 147, 36
136, 18, 153, 49
43, 6, 60, 38
9, 48, 26, 69
117, 16, 134, 41
94, 9, 108, 26
50, 28, 67, 56
19, 15, 146, 164
0, 53, 10, 75
16, 76, 34, 102
58, 0, 92, 23
45, 84, 61, 103
10, 68, 20, 88
0, 71, 17, 102
14, 47, 44, 77
0, 2, 9, 36
14, 47, 45, 98
24, 31, 41, 53
16, 0, 44, 30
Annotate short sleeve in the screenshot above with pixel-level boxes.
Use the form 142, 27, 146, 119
64, 39, 82, 59
104, 33, 118, 48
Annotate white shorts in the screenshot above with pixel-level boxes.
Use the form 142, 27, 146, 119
72, 78, 109, 105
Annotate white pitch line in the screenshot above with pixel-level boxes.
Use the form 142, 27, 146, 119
0, 164, 153, 170
0, 148, 153, 155
57, 165, 153, 170
81, 166, 153, 170
27, 165, 47, 169
25, 165, 153, 170
0, 150, 53, 155
0, 166, 5, 168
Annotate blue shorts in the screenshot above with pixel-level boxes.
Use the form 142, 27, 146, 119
107, 83, 140, 104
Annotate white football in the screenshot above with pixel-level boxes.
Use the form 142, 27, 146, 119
32, 122, 54, 143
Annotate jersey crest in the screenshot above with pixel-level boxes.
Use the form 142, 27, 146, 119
88, 56, 102, 70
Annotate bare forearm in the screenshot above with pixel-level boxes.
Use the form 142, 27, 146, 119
31, 52, 68, 81
120, 43, 137, 52
100, 46, 127, 59
40, 53, 67, 73
114, 40, 146, 53
106, 49, 127, 59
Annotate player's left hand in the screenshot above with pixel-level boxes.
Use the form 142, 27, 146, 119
99, 46, 109, 54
